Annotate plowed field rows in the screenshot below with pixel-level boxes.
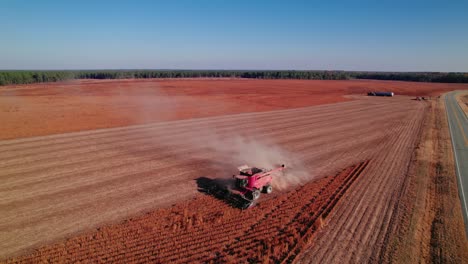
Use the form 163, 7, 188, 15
0, 95, 426, 261
6, 162, 369, 263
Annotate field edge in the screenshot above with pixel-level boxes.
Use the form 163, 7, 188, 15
382, 97, 468, 263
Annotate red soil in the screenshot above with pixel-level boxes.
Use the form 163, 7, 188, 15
5, 162, 368, 264
1, 78, 467, 140
0, 96, 426, 259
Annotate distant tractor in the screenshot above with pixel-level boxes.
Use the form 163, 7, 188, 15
210, 164, 285, 208
367, 91, 394, 97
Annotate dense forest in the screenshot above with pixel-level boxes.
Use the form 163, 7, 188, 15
1, 70, 467, 86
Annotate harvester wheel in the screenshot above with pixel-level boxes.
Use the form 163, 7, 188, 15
264, 185, 273, 194
250, 190, 261, 200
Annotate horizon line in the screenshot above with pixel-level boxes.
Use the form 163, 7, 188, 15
0, 69, 467, 74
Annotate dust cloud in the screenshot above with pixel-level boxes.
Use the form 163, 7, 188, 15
202, 133, 312, 190
112, 81, 180, 124
127, 81, 313, 191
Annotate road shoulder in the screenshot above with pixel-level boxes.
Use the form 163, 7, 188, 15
455, 92, 468, 118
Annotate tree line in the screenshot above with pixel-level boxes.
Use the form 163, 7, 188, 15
1, 70, 467, 86
354, 72, 468, 83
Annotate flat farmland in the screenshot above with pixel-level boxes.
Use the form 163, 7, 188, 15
1, 94, 426, 260
1, 78, 466, 140
1, 79, 467, 262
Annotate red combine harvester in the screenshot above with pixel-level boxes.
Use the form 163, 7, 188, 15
211, 164, 285, 209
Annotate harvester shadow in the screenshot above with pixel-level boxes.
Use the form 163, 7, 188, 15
195, 177, 253, 210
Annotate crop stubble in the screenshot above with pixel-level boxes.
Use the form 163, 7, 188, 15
0, 96, 426, 261
6, 161, 371, 263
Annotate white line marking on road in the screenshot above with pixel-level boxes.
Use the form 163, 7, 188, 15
445, 93, 468, 226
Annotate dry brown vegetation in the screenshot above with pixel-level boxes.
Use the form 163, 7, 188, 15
5, 162, 369, 263
296, 99, 427, 264
378, 97, 468, 263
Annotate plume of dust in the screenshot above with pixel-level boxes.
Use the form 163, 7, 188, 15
192, 130, 314, 191
112, 80, 180, 124
124, 80, 315, 191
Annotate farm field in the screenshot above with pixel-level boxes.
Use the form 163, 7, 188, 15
6, 162, 369, 263
1, 78, 467, 140
1, 79, 468, 262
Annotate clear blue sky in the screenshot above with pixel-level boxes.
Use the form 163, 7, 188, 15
1, 0, 467, 71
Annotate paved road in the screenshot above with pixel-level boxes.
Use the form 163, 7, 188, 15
445, 91, 468, 235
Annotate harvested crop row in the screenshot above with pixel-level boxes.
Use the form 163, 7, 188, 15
0, 96, 426, 259
5, 161, 369, 264
296, 97, 427, 263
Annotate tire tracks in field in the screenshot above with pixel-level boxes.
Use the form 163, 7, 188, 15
298, 109, 408, 263
296, 103, 426, 263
